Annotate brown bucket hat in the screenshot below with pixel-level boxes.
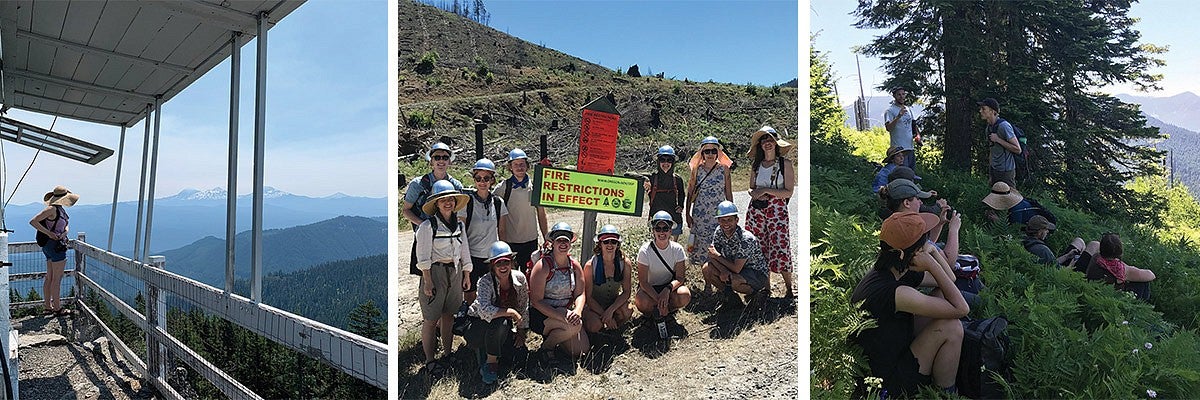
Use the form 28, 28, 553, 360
43, 186, 79, 207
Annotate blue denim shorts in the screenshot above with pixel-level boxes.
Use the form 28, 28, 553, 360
41, 241, 67, 262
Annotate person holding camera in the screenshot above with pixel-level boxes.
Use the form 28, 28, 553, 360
31, 185, 79, 316
746, 126, 795, 298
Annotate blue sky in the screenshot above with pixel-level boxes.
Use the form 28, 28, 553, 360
810, 0, 1200, 106
485, 0, 800, 86
2, 0, 387, 205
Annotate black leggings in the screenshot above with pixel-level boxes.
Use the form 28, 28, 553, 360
467, 317, 516, 357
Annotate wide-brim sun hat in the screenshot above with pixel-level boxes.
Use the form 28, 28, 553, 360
747, 126, 795, 160
421, 180, 469, 216
982, 182, 1024, 211
44, 185, 79, 207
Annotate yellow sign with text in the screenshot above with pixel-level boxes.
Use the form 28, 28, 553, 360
531, 165, 645, 216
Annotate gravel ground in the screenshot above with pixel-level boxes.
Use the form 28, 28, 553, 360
15, 314, 152, 400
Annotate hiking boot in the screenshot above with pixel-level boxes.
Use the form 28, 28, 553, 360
718, 288, 744, 311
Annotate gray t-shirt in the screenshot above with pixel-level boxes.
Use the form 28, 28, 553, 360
988, 120, 1016, 171
884, 102, 915, 151
464, 191, 509, 258
403, 173, 464, 221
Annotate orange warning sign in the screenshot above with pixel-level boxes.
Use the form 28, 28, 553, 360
578, 107, 620, 174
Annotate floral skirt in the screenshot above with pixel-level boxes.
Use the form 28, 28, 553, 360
745, 196, 793, 273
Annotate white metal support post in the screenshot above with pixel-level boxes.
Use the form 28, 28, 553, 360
250, 12, 269, 302
141, 97, 163, 262
0, 231, 17, 400
74, 233, 86, 309
107, 127, 126, 252
132, 105, 153, 262
226, 32, 241, 295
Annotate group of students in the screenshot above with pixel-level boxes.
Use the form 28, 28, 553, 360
856, 97, 1156, 396
402, 127, 796, 384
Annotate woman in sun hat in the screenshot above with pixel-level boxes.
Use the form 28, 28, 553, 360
582, 224, 633, 333
982, 181, 1054, 225
414, 180, 472, 374
685, 136, 733, 267
466, 241, 529, 384
745, 126, 796, 298
30, 185, 79, 316
850, 211, 970, 396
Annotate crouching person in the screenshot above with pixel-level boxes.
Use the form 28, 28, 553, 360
636, 211, 692, 339
851, 211, 970, 396
583, 225, 634, 333
467, 242, 529, 384
702, 201, 770, 310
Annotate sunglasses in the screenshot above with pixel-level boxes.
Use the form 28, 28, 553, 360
554, 237, 572, 243
493, 259, 513, 267
473, 175, 494, 182
657, 157, 675, 163
431, 155, 451, 161
702, 149, 719, 155
601, 239, 620, 245
653, 225, 672, 232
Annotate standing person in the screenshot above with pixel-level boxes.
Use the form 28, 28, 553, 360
701, 201, 770, 310
685, 136, 733, 266
466, 242, 529, 385
462, 158, 509, 304
495, 148, 549, 271
528, 222, 588, 370
582, 225, 634, 333
883, 87, 919, 169
978, 98, 1021, 188
636, 211, 692, 340
404, 142, 463, 275
414, 180, 472, 374
851, 211, 969, 396
746, 126, 796, 298
30, 185, 78, 316
646, 145, 686, 241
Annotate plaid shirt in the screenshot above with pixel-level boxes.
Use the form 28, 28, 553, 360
711, 225, 767, 274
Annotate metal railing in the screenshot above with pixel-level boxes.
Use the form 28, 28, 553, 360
9, 234, 386, 399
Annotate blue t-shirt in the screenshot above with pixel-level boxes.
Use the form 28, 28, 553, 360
872, 164, 897, 194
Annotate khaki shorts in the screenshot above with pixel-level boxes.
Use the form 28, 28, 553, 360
419, 262, 464, 321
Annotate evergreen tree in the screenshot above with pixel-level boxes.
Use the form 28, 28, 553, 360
855, 0, 1167, 218
810, 36, 846, 139
347, 300, 386, 342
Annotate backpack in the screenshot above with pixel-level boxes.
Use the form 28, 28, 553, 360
998, 118, 1032, 181
957, 316, 1013, 399
1023, 198, 1057, 225
463, 192, 502, 232
35, 205, 66, 246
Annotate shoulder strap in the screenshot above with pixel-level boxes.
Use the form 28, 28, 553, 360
650, 243, 676, 277
493, 196, 502, 229
503, 178, 513, 203
464, 195, 476, 231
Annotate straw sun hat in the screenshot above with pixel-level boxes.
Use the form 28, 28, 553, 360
982, 182, 1024, 211
43, 186, 79, 207
747, 126, 794, 160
